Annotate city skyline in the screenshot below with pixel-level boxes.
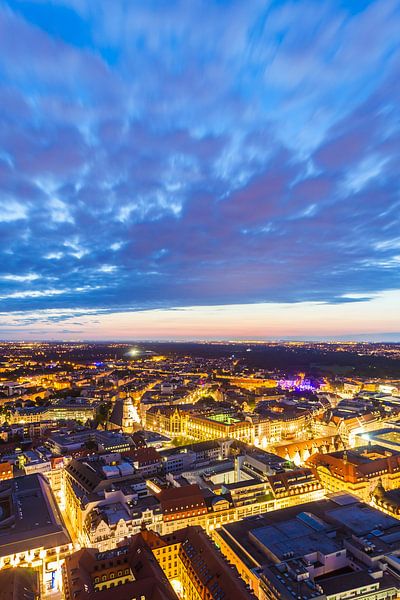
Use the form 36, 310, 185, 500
1, 0, 400, 340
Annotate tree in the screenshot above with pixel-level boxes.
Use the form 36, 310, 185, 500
95, 401, 112, 426
84, 440, 98, 452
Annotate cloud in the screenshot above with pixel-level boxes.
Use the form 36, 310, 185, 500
0, 198, 27, 221
0, 0, 399, 333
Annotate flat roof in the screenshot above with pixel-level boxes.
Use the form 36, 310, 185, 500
250, 519, 339, 560
0, 474, 70, 556
326, 504, 399, 535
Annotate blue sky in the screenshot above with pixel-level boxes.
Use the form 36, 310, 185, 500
0, 0, 399, 340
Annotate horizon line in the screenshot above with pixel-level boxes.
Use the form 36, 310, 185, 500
1, 335, 400, 344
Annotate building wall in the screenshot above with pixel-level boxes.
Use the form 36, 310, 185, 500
316, 463, 400, 503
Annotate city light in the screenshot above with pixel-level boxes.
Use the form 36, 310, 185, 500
128, 348, 139, 357
0, 0, 399, 598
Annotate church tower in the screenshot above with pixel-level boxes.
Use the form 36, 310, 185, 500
109, 391, 140, 432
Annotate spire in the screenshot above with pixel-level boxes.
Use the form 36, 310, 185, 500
374, 477, 385, 498
140, 520, 147, 532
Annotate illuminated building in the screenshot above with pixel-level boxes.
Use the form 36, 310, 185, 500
108, 393, 140, 432
7, 407, 48, 424
249, 406, 312, 448
127, 446, 162, 476
214, 375, 277, 390
354, 426, 400, 452
0, 461, 13, 481
159, 439, 232, 474
0, 474, 71, 596
8, 403, 96, 425
63, 526, 255, 600
18, 452, 65, 504
145, 406, 189, 438
46, 428, 133, 454
277, 373, 318, 392
157, 483, 208, 525
371, 479, 400, 517
311, 414, 339, 438
64, 457, 149, 546
64, 452, 325, 549
188, 412, 254, 442
212, 494, 400, 600
307, 445, 400, 502
207, 464, 324, 515
143, 526, 255, 600
333, 413, 384, 447
270, 435, 344, 466
62, 533, 177, 599
145, 406, 254, 442
83, 500, 162, 552
341, 380, 362, 397
311, 411, 387, 447
265, 469, 324, 509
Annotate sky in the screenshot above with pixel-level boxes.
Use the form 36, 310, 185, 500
0, 0, 399, 341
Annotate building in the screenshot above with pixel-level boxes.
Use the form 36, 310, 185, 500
127, 446, 162, 476
64, 450, 326, 550
8, 403, 96, 425
371, 479, 400, 517
307, 445, 400, 502
145, 406, 254, 442
108, 393, 140, 432
0, 474, 71, 596
250, 408, 310, 447
354, 426, 400, 452
266, 468, 325, 509
62, 532, 177, 600
330, 412, 385, 446
145, 406, 191, 439
188, 412, 254, 443
213, 494, 400, 600
0, 461, 13, 481
143, 525, 256, 600
18, 452, 65, 504
46, 428, 134, 455
0, 567, 39, 600
157, 484, 208, 525
63, 525, 255, 600
159, 438, 232, 474
270, 435, 344, 466
64, 456, 149, 545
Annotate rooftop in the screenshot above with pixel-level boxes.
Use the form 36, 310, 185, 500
0, 474, 70, 557
63, 533, 177, 600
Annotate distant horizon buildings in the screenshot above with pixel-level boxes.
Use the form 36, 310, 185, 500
1, 334, 400, 343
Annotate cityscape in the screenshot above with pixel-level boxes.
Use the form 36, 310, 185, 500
1, 341, 400, 599
1, 1, 400, 599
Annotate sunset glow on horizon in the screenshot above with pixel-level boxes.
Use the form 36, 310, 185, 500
2, 290, 399, 342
